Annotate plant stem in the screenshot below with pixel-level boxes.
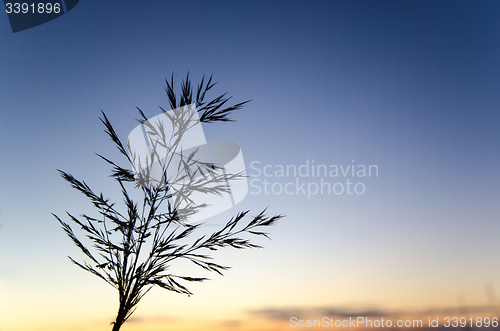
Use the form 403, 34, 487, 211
111, 300, 128, 331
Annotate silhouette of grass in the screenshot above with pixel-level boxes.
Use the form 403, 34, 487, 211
54, 74, 282, 331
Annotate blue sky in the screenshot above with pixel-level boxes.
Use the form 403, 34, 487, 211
0, 1, 499, 330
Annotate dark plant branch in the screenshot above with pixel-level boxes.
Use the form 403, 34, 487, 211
55, 74, 283, 331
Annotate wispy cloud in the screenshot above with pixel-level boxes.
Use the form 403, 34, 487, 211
218, 319, 244, 328
126, 315, 181, 324
247, 307, 309, 321
246, 305, 389, 322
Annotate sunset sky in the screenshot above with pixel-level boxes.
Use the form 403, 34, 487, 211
1, 1, 499, 330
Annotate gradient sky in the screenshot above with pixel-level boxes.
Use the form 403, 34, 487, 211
1, 1, 499, 330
